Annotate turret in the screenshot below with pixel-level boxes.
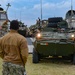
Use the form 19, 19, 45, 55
65, 0, 75, 28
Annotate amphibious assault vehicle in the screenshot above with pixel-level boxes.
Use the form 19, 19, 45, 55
32, 17, 75, 64
0, 7, 9, 36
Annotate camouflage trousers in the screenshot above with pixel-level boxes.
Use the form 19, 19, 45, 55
2, 62, 26, 75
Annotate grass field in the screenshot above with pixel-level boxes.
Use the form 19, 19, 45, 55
0, 54, 75, 75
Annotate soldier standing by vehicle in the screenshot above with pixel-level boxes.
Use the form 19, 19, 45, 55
0, 20, 28, 75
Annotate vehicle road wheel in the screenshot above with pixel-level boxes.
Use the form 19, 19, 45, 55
72, 54, 75, 65
38, 54, 41, 61
33, 48, 39, 63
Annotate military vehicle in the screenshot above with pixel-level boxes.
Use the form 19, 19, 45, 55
32, 17, 75, 64
0, 3, 11, 37
65, 10, 75, 28
18, 24, 32, 37
18, 21, 27, 37
0, 7, 9, 37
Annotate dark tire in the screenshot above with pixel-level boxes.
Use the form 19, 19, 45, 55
72, 54, 75, 64
38, 54, 41, 61
33, 48, 39, 63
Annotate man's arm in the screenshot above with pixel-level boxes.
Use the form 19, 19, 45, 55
0, 48, 4, 59
0, 38, 4, 59
20, 38, 28, 66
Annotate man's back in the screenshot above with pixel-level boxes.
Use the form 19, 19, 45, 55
0, 30, 28, 66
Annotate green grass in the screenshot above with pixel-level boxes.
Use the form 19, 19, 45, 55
0, 54, 75, 75
26, 54, 75, 75
0, 58, 2, 75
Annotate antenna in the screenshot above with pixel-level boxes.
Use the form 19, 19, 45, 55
71, 0, 73, 16
6, 3, 11, 12
40, 0, 42, 26
20, 10, 21, 22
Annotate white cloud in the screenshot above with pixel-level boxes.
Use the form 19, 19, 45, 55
1, 0, 75, 26
32, 0, 75, 18
0, 0, 14, 4
33, 0, 72, 10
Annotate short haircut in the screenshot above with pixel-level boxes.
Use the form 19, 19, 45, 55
10, 20, 19, 30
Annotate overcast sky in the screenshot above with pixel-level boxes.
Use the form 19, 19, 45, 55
0, 0, 75, 27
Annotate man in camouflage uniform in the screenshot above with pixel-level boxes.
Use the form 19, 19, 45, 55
0, 20, 28, 75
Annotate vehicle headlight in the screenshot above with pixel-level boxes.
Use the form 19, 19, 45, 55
71, 34, 74, 38
68, 34, 75, 41
36, 33, 42, 38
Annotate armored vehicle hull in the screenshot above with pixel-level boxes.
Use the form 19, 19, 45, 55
35, 40, 74, 56
33, 30, 75, 63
